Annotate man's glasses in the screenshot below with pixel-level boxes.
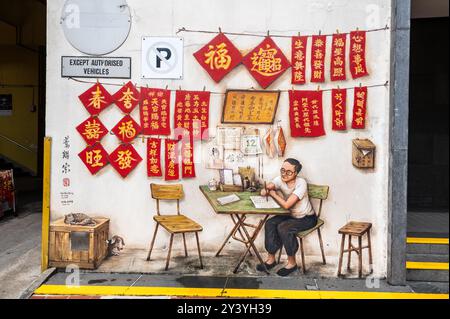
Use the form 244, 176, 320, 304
280, 168, 295, 176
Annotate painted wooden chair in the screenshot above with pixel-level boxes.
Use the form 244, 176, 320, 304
146, 183, 203, 270
277, 184, 330, 274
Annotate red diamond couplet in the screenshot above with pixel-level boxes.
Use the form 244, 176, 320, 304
242, 37, 291, 89
112, 81, 141, 114
109, 144, 143, 178
78, 83, 113, 116
193, 33, 243, 83
111, 115, 142, 144
76, 116, 109, 145
78, 143, 109, 175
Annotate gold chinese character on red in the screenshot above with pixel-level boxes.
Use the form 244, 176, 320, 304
112, 81, 140, 114
112, 115, 142, 143
194, 33, 243, 83
78, 143, 109, 175
76, 116, 109, 145
109, 144, 142, 178
242, 37, 291, 89
78, 83, 113, 116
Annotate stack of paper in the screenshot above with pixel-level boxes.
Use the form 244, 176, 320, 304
217, 194, 241, 206
250, 196, 281, 209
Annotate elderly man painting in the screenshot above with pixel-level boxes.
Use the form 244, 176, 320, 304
258, 158, 317, 276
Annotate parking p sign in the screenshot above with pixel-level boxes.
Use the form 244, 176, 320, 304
142, 37, 183, 79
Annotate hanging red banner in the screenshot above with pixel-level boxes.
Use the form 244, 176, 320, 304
193, 33, 243, 83
112, 81, 140, 114
140, 88, 171, 136
165, 139, 180, 181
111, 115, 142, 144
109, 143, 143, 178
78, 83, 113, 116
181, 137, 196, 178
78, 142, 110, 175
242, 37, 291, 89
291, 36, 308, 85
76, 116, 109, 145
332, 88, 347, 131
330, 34, 347, 81
174, 91, 210, 140
352, 86, 368, 129
147, 138, 162, 177
289, 90, 325, 137
311, 35, 327, 83
350, 30, 369, 79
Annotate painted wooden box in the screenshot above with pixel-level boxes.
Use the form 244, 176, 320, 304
352, 139, 376, 169
49, 218, 109, 270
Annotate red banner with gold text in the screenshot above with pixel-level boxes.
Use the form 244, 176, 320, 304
332, 88, 347, 131
289, 90, 325, 137
291, 36, 308, 85
140, 88, 171, 136
165, 139, 180, 181
350, 31, 369, 79
352, 86, 368, 129
147, 138, 162, 177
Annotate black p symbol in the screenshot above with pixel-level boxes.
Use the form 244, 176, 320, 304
156, 48, 172, 68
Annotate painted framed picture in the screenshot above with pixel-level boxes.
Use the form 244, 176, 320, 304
205, 144, 225, 170
219, 169, 234, 185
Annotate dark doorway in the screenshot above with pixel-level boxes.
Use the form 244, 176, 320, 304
408, 17, 449, 214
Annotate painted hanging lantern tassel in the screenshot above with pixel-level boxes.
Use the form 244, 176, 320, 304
78, 83, 113, 116
181, 137, 196, 178
350, 30, 369, 79
78, 142, 109, 175
76, 116, 109, 145
332, 88, 347, 131
242, 37, 291, 89
140, 88, 171, 136
310, 35, 327, 83
174, 91, 210, 141
147, 138, 162, 177
193, 32, 243, 83
352, 86, 368, 129
291, 36, 308, 85
289, 90, 326, 137
165, 139, 180, 181
111, 115, 142, 144
112, 81, 140, 114
330, 33, 347, 81
109, 143, 142, 178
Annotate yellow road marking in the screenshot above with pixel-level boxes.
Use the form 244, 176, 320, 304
406, 261, 449, 270
34, 285, 449, 300
407, 238, 449, 245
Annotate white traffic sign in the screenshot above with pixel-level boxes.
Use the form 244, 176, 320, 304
142, 37, 183, 79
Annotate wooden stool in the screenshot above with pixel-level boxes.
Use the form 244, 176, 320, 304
337, 221, 373, 278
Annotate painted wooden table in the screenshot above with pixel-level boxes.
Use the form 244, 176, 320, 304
199, 185, 289, 274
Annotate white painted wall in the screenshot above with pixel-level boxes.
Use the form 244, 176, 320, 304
47, 0, 392, 277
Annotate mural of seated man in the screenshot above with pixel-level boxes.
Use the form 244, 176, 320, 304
258, 158, 317, 276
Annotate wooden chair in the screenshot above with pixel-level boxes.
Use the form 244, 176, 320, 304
277, 184, 330, 274
146, 183, 203, 270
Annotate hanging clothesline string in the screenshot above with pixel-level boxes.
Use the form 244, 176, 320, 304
67, 77, 389, 95
176, 25, 390, 38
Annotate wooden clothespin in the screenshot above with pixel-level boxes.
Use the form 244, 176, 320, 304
267, 30, 270, 37
317, 85, 321, 92
318, 30, 322, 36
218, 27, 222, 33
203, 86, 206, 92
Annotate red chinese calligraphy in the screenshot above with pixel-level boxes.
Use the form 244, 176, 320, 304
193, 33, 243, 83
332, 88, 347, 131
350, 31, 369, 79
140, 88, 171, 136
311, 35, 327, 83
112, 81, 140, 114
109, 144, 142, 178
78, 143, 109, 175
112, 115, 142, 144
291, 36, 308, 85
174, 91, 210, 140
181, 137, 196, 178
331, 34, 347, 81
147, 138, 162, 177
289, 90, 325, 137
165, 139, 180, 181
78, 83, 113, 116
352, 86, 368, 129
76, 116, 109, 145
242, 37, 291, 89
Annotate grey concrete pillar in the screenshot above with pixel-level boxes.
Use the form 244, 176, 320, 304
387, 0, 411, 286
